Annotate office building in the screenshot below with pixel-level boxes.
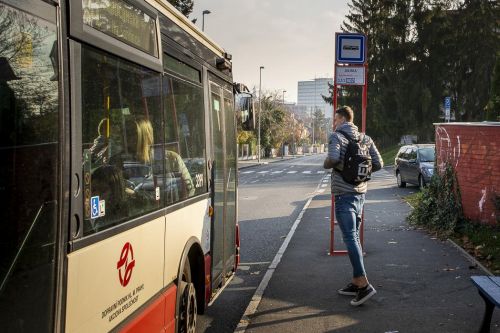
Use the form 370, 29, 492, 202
297, 77, 333, 117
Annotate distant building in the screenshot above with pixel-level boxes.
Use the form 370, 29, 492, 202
284, 103, 309, 120
297, 78, 333, 117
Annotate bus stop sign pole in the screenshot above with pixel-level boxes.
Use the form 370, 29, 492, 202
330, 33, 368, 256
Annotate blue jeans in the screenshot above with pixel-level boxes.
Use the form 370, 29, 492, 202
335, 193, 366, 278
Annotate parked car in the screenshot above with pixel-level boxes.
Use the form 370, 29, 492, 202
394, 144, 435, 189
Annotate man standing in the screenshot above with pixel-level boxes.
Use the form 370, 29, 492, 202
324, 106, 383, 306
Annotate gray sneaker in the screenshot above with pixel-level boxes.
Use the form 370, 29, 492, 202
350, 284, 376, 306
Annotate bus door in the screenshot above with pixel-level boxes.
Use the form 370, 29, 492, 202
0, 1, 61, 332
208, 77, 236, 290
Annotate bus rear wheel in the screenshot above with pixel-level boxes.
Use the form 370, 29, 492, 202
178, 258, 197, 333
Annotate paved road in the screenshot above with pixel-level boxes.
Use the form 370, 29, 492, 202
196, 154, 328, 333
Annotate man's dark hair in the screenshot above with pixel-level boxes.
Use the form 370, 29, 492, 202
335, 106, 354, 122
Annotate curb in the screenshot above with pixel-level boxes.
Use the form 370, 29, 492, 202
447, 238, 494, 276
402, 194, 494, 276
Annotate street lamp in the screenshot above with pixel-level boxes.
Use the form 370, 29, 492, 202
313, 77, 316, 145
281, 90, 287, 159
292, 113, 295, 156
202, 10, 211, 32
258, 66, 264, 163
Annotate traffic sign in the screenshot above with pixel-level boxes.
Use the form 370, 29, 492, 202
444, 97, 451, 109
336, 33, 366, 64
444, 97, 451, 121
335, 66, 365, 85
91, 196, 100, 219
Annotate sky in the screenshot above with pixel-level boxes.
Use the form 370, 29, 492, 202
191, 0, 350, 103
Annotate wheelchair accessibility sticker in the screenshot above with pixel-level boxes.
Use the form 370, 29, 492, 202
91, 195, 106, 219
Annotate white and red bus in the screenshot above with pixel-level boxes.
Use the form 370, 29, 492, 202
0, 0, 254, 332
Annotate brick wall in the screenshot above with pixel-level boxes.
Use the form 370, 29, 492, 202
435, 123, 499, 225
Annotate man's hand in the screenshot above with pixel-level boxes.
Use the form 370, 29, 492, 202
323, 157, 334, 169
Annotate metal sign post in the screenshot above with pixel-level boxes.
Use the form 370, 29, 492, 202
330, 33, 368, 256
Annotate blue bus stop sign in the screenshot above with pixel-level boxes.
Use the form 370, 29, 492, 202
336, 33, 366, 64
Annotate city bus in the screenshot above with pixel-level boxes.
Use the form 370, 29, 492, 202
0, 0, 254, 332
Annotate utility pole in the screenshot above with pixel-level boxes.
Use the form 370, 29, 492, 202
258, 66, 264, 163
282, 90, 286, 159
313, 76, 316, 145
292, 113, 295, 156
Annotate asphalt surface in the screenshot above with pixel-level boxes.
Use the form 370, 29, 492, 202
243, 167, 500, 333
197, 155, 500, 333
196, 155, 327, 333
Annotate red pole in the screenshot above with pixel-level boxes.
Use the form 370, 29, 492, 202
360, 209, 364, 249
330, 194, 334, 256
333, 84, 338, 112
361, 63, 368, 133
333, 63, 338, 116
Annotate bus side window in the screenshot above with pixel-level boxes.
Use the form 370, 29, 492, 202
81, 45, 164, 235
163, 74, 207, 205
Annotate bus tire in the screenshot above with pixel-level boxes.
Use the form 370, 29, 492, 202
177, 257, 197, 333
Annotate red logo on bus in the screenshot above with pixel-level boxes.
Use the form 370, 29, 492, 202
117, 242, 135, 287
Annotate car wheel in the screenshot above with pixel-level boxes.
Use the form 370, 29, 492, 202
177, 257, 197, 333
396, 171, 406, 188
419, 175, 425, 190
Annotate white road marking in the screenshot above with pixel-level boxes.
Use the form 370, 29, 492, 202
241, 170, 255, 174
257, 171, 269, 174
316, 170, 325, 174
239, 261, 271, 266
271, 171, 283, 174
302, 171, 312, 174
234, 178, 324, 333
287, 171, 298, 174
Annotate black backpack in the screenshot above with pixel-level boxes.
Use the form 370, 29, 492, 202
336, 130, 372, 185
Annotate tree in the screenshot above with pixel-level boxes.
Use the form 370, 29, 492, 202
336, 0, 498, 146
453, 0, 499, 121
255, 92, 286, 157
167, 0, 194, 17
312, 109, 328, 144
485, 53, 500, 121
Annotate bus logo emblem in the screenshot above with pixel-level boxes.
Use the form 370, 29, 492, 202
117, 242, 135, 287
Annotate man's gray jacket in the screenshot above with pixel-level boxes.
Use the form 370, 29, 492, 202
323, 122, 383, 195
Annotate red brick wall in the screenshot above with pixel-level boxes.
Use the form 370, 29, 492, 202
435, 124, 499, 225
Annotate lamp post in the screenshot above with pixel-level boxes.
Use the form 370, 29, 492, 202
258, 66, 264, 163
202, 10, 211, 32
280, 90, 287, 159
291, 112, 295, 156
313, 77, 316, 145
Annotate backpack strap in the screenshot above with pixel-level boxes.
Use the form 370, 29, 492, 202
333, 130, 353, 173
336, 129, 359, 143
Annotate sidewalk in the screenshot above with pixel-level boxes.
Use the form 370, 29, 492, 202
241, 169, 500, 333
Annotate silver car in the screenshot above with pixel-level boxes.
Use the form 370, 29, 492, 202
394, 144, 435, 189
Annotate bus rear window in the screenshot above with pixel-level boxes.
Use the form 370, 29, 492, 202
82, 0, 158, 57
